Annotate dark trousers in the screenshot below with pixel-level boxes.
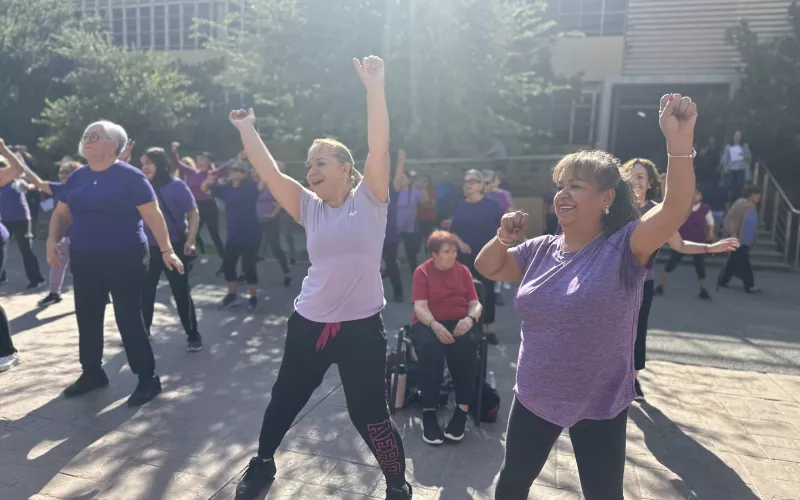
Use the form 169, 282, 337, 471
411, 321, 479, 408
70, 245, 155, 378
727, 170, 746, 204
496, 398, 628, 500
196, 199, 225, 256
400, 232, 421, 273
718, 245, 755, 290
635, 280, 655, 371
417, 219, 437, 241
142, 245, 198, 337
259, 217, 290, 274
4, 220, 44, 284
664, 250, 706, 280
382, 241, 403, 298
0, 304, 15, 357
257, 312, 407, 488
280, 211, 297, 260
0, 237, 6, 282
458, 253, 495, 324
223, 243, 258, 284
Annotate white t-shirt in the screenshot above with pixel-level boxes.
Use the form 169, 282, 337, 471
728, 145, 744, 163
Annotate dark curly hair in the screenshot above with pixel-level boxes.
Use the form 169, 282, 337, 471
621, 158, 661, 201
552, 150, 640, 238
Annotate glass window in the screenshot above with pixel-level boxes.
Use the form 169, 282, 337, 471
153, 5, 166, 50
139, 6, 152, 49
183, 3, 196, 49
197, 2, 212, 40
550, 0, 628, 36
125, 7, 137, 48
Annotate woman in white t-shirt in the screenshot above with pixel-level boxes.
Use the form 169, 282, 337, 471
721, 130, 752, 204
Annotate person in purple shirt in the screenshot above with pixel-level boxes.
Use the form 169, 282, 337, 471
171, 143, 236, 264
138, 147, 202, 352
392, 149, 426, 273
46, 121, 183, 407
254, 168, 292, 287
476, 94, 700, 499
202, 162, 261, 312
0, 140, 25, 286
450, 169, 503, 343
228, 57, 411, 500
0, 145, 45, 289
19, 160, 82, 306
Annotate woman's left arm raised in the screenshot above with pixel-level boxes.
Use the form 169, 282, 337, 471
630, 94, 697, 265
354, 56, 389, 203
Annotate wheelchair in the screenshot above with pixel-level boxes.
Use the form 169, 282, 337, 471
386, 279, 491, 427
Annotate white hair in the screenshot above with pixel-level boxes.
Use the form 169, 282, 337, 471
465, 169, 485, 183
78, 120, 128, 158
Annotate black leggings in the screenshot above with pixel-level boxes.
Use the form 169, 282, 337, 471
382, 241, 403, 298
3, 220, 44, 284
412, 321, 479, 408
259, 217, 289, 274
257, 312, 407, 488
496, 398, 628, 500
71, 245, 155, 378
664, 250, 706, 280
222, 244, 258, 284
718, 245, 755, 290
142, 245, 198, 337
400, 232, 421, 273
0, 304, 15, 358
0, 236, 6, 282
458, 253, 495, 325
635, 280, 655, 371
196, 199, 225, 256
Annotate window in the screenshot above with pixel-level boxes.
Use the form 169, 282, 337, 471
111, 7, 124, 46
551, 91, 599, 146
154, 5, 166, 50
125, 7, 138, 48
548, 0, 628, 36
139, 6, 152, 49
168, 4, 181, 50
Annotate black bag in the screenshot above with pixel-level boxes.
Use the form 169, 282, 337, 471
471, 380, 501, 423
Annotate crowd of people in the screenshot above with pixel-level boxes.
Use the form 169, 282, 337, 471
0, 56, 768, 499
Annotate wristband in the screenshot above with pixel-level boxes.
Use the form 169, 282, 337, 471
161, 248, 174, 254
667, 148, 697, 159
496, 229, 514, 246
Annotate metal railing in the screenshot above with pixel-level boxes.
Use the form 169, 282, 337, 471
754, 161, 800, 269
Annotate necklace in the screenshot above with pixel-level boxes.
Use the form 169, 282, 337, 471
554, 230, 604, 265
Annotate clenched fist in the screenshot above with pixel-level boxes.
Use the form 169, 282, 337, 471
659, 93, 697, 156
353, 56, 385, 90
499, 211, 529, 243
229, 108, 256, 129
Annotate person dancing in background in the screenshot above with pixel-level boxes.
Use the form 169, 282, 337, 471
482, 169, 515, 305
254, 168, 292, 287
229, 56, 412, 500
392, 149, 426, 274
718, 186, 762, 293
17, 160, 82, 306
201, 162, 261, 312
47, 121, 183, 407
382, 154, 404, 302
415, 173, 438, 241
624, 158, 738, 401
476, 94, 698, 499
0, 140, 25, 286
138, 147, 203, 352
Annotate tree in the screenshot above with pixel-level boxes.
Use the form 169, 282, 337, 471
0, 0, 74, 145
726, 1, 800, 197
204, 0, 569, 157
36, 28, 203, 158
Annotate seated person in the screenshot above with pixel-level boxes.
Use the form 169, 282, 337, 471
411, 230, 482, 445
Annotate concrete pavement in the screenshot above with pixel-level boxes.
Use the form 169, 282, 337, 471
1, 243, 799, 499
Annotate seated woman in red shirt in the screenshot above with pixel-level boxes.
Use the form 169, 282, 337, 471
411, 230, 483, 446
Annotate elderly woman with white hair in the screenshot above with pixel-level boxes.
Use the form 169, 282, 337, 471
47, 120, 183, 407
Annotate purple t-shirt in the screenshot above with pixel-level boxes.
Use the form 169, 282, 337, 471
511, 220, 648, 427
486, 189, 513, 213
295, 180, 387, 323
450, 197, 503, 254
395, 187, 422, 234
62, 162, 157, 252
0, 180, 31, 222
210, 180, 260, 245
0, 222, 8, 242
256, 186, 277, 219
145, 179, 196, 246
48, 182, 67, 204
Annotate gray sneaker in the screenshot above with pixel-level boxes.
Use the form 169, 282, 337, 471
219, 294, 239, 309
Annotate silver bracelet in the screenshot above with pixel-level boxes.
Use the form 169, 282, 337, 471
667, 148, 697, 159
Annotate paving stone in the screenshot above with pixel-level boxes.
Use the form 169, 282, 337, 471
738, 455, 800, 482
739, 418, 800, 439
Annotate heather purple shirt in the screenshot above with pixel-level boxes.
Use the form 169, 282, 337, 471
144, 179, 196, 246
256, 186, 277, 219
295, 180, 387, 323
511, 220, 648, 427
395, 187, 422, 234
485, 189, 513, 213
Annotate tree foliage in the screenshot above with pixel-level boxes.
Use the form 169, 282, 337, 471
205, 0, 569, 157
36, 27, 203, 157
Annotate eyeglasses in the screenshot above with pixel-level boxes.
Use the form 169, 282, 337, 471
58, 170, 71, 175
81, 132, 108, 144
464, 179, 480, 185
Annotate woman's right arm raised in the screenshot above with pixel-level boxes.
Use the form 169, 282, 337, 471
229, 109, 304, 222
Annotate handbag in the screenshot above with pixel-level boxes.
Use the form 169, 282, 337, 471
155, 187, 197, 264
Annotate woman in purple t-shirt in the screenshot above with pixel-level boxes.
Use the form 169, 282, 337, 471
476, 94, 699, 499
47, 121, 183, 408
228, 57, 412, 500
138, 147, 202, 353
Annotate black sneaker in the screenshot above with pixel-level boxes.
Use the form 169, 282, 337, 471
26, 279, 47, 290
486, 333, 499, 346
634, 378, 645, 402
653, 285, 665, 296
422, 410, 443, 445
282, 275, 292, 288
235, 456, 276, 500
127, 375, 162, 407
386, 482, 413, 500
444, 407, 468, 442
247, 296, 258, 313
186, 335, 203, 353
38, 292, 62, 306
219, 294, 239, 309
63, 370, 110, 398
698, 288, 712, 300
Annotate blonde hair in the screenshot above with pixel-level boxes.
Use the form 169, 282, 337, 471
310, 138, 362, 189
59, 161, 82, 175
181, 156, 196, 169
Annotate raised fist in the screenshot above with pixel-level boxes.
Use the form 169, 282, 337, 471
500, 211, 529, 243
353, 56, 385, 90
659, 93, 697, 155
229, 108, 256, 129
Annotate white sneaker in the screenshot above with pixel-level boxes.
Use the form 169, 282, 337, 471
503, 282, 511, 291
0, 352, 21, 372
